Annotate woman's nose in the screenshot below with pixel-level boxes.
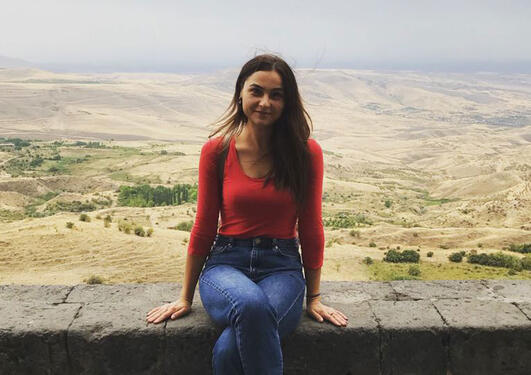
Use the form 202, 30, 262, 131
259, 95, 271, 107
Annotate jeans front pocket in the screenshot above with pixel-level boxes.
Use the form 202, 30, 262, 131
273, 243, 300, 258
210, 242, 230, 256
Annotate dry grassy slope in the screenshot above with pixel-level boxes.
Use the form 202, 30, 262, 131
0, 208, 193, 284
0, 68, 529, 284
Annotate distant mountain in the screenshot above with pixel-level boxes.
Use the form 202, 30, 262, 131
0, 55, 34, 68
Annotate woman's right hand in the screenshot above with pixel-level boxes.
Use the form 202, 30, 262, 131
146, 297, 192, 324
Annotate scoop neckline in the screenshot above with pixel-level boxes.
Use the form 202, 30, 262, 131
231, 136, 268, 181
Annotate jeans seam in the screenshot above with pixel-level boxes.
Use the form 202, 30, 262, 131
277, 278, 305, 324
199, 275, 250, 374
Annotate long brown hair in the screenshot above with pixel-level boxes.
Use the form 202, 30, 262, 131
208, 54, 313, 213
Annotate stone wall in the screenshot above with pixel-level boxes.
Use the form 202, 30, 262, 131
1, 280, 530, 374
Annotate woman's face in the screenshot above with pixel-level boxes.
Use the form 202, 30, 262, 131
240, 70, 285, 128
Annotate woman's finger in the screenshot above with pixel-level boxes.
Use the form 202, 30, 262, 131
153, 311, 171, 324
147, 306, 161, 316
327, 311, 347, 327
171, 307, 187, 319
170, 306, 185, 318
148, 305, 168, 316
147, 308, 162, 317
146, 307, 165, 319
312, 310, 324, 322
341, 314, 349, 321
336, 310, 348, 320
147, 307, 171, 323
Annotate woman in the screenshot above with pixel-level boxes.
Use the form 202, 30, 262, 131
146, 54, 348, 374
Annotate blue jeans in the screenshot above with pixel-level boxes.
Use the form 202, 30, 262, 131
199, 234, 306, 375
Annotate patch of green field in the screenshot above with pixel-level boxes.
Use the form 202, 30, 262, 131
0, 209, 26, 222
367, 260, 531, 281
55, 146, 141, 177
418, 190, 459, 206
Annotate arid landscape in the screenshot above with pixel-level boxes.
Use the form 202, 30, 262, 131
0, 67, 529, 284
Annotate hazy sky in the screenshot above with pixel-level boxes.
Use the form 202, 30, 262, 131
1, 0, 530, 72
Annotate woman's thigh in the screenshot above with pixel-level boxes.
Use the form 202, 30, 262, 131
256, 271, 306, 339
200, 264, 305, 338
199, 265, 270, 326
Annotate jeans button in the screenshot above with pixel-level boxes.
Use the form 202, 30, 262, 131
254, 238, 261, 245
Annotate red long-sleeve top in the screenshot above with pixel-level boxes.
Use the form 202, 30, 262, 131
187, 135, 324, 269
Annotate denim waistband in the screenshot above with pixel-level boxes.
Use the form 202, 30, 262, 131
213, 233, 299, 249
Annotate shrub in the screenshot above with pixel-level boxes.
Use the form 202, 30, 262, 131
383, 249, 420, 263
427, 251, 434, 257
134, 225, 145, 237
46, 200, 97, 213
104, 214, 112, 223
95, 214, 102, 220
362, 256, 373, 265
326, 238, 341, 247
508, 243, 531, 254
79, 213, 91, 222
66, 222, 74, 229
104, 220, 110, 228
146, 227, 154, 237
176, 220, 194, 232
507, 269, 517, 276
439, 244, 450, 249
401, 250, 420, 262
349, 229, 360, 238
477, 243, 483, 248
521, 255, 531, 270
86, 275, 104, 284
118, 219, 133, 234
408, 265, 421, 276
384, 200, 392, 208
448, 252, 463, 262
467, 252, 523, 270
323, 211, 373, 228
384, 249, 402, 263
369, 241, 377, 248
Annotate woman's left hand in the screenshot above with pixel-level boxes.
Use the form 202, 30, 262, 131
306, 299, 348, 327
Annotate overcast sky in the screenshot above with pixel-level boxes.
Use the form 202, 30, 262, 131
1, 0, 530, 73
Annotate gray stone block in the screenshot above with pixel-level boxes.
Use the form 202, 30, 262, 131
68, 302, 165, 375
66, 282, 199, 305
390, 279, 492, 301
0, 284, 72, 304
515, 302, 531, 320
0, 301, 81, 375
318, 280, 395, 303
283, 301, 380, 375
369, 300, 448, 375
433, 299, 531, 375
484, 279, 531, 303
164, 306, 221, 374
